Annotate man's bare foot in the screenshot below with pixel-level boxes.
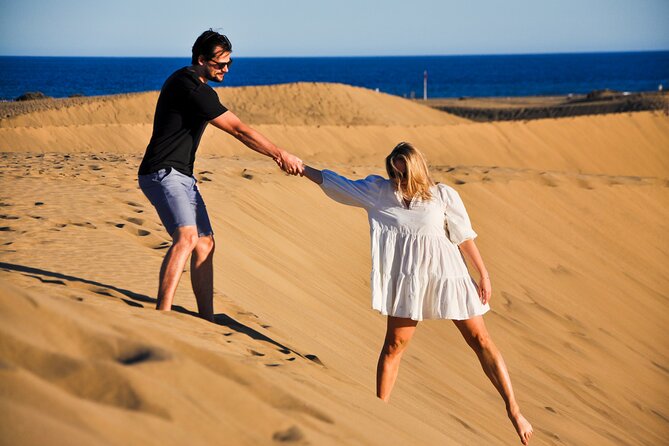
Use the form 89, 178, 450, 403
508, 410, 533, 445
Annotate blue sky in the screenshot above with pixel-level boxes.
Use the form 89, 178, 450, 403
1, 0, 668, 57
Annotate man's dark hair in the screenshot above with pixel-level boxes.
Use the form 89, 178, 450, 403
191, 29, 233, 65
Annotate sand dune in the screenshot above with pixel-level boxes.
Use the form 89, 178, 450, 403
0, 82, 465, 128
1, 83, 668, 445
1, 83, 667, 178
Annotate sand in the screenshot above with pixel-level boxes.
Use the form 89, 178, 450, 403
0, 83, 668, 446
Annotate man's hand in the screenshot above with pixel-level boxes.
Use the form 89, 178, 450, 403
276, 150, 304, 176
210, 112, 303, 175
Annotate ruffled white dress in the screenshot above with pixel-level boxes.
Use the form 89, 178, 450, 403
320, 170, 490, 321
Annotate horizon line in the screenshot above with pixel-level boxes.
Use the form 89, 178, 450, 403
1, 48, 668, 59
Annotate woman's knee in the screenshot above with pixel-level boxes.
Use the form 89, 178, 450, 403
383, 335, 411, 357
468, 331, 493, 353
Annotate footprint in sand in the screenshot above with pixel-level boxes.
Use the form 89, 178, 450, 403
124, 201, 145, 214
93, 287, 115, 297
576, 176, 595, 190
71, 221, 97, 229
52, 357, 169, 418
272, 426, 305, 443
537, 172, 560, 187
500, 291, 514, 308
125, 217, 145, 226
119, 216, 152, 237
305, 354, 324, 366
237, 311, 259, 318
116, 345, 171, 366
550, 264, 571, 275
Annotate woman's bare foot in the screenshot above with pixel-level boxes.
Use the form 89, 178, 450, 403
508, 410, 533, 445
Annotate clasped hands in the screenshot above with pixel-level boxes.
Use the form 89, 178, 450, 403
275, 150, 305, 176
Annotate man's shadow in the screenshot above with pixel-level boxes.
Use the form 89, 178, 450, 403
0, 262, 316, 361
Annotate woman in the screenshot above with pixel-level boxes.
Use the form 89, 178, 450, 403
302, 142, 533, 445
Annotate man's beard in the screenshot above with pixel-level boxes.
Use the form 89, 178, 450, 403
205, 71, 224, 83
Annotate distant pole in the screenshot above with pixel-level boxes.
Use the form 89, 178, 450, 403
423, 70, 428, 100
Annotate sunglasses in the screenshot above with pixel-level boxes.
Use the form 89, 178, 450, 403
208, 58, 233, 70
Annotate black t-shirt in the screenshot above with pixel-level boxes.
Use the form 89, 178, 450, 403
138, 67, 227, 176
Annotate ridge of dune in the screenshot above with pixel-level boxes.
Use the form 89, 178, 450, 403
213, 82, 468, 125
0, 82, 467, 128
1, 110, 667, 178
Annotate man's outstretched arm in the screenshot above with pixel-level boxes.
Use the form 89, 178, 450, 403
210, 111, 303, 175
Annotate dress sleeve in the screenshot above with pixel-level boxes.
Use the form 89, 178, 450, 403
438, 184, 478, 245
320, 170, 386, 209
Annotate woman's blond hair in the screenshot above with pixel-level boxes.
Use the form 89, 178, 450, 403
385, 142, 435, 201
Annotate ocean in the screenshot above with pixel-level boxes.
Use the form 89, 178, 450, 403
0, 51, 667, 101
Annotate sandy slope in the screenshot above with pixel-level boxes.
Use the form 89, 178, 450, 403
0, 82, 466, 128
0, 83, 668, 445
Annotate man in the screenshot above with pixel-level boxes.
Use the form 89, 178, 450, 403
138, 29, 303, 321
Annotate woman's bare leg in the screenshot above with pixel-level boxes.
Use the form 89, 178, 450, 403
376, 316, 419, 402
453, 316, 533, 445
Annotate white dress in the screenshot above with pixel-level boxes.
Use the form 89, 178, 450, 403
320, 170, 490, 321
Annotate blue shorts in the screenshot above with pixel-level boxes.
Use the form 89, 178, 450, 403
138, 167, 213, 238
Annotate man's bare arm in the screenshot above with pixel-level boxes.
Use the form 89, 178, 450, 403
209, 111, 303, 175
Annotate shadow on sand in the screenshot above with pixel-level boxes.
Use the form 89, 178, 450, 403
0, 261, 321, 363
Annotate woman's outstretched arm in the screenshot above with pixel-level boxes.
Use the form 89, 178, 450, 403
303, 166, 385, 208
303, 165, 323, 185
458, 239, 491, 305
